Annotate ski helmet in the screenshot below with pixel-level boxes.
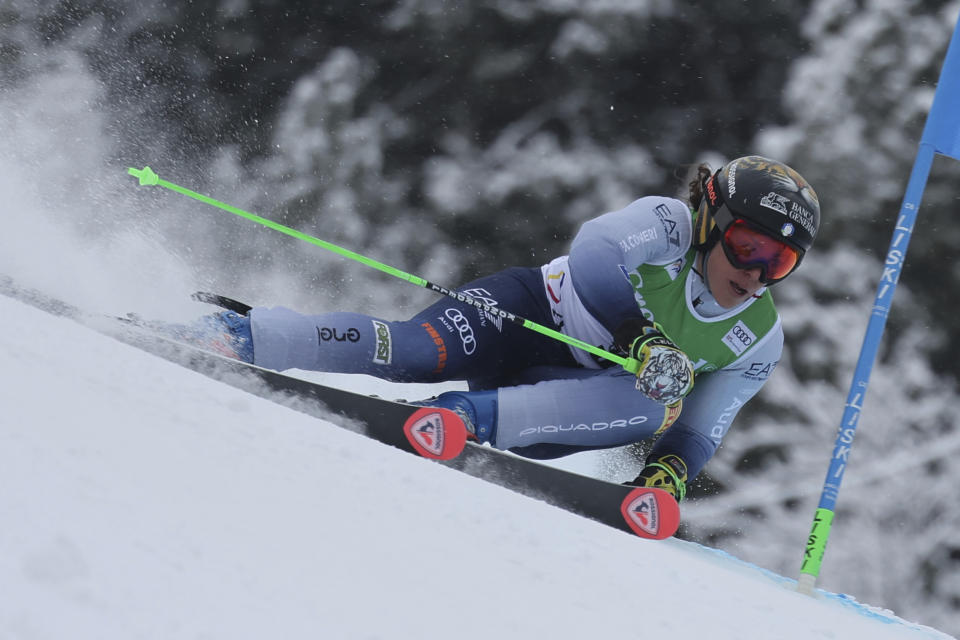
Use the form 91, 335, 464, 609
693, 156, 820, 279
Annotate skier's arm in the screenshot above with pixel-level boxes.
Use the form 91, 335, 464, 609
634, 324, 784, 497
567, 196, 691, 331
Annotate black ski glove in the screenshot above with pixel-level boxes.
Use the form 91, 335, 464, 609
630, 454, 689, 502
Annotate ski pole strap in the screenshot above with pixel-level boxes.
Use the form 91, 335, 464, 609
128, 166, 632, 371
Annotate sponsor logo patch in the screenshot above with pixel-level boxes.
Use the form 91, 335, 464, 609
618, 227, 658, 252
518, 415, 647, 439
722, 320, 756, 356
407, 411, 445, 457
664, 257, 685, 281
317, 327, 360, 343
462, 287, 503, 332
707, 174, 721, 206
420, 322, 447, 374
372, 320, 392, 365
760, 191, 789, 215
653, 203, 682, 247
444, 308, 476, 355
726, 161, 738, 198
625, 491, 660, 537
788, 202, 816, 235
743, 360, 776, 380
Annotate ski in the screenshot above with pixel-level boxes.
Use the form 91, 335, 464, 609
116, 329, 472, 462
0, 276, 468, 461
443, 441, 680, 540
191, 291, 252, 315
0, 276, 680, 540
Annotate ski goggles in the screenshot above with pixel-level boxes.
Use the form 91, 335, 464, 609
719, 218, 802, 284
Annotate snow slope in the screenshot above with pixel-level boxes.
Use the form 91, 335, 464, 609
0, 294, 954, 640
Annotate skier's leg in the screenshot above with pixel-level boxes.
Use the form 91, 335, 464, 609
426, 368, 679, 457
249, 306, 443, 379
248, 267, 575, 381
405, 266, 576, 385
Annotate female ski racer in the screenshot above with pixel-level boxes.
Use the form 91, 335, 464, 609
196, 156, 820, 502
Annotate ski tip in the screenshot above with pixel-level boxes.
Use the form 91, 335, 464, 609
402, 407, 468, 460
620, 487, 681, 540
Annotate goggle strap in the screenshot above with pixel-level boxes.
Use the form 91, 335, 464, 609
712, 203, 737, 231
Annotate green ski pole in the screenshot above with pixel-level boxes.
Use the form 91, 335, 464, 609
128, 166, 639, 374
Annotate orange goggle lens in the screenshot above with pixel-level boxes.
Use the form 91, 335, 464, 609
721, 219, 801, 283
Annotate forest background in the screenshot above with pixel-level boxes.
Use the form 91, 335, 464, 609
2, 0, 959, 634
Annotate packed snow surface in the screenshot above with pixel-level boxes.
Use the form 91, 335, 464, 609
0, 295, 953, 640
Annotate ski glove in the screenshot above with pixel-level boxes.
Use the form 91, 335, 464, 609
631, 454, 688, 502
614, 318, 694, 406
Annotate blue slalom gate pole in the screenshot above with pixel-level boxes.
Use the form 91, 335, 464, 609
798, 13, 960, 594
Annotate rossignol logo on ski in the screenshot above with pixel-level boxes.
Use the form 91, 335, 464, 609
402, 407, 468, 460
411, 411, 445, 455
626, 491, 660, 536
619, 487, 681, 540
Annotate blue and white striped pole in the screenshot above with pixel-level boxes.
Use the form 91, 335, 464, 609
798, 12, 960, 595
